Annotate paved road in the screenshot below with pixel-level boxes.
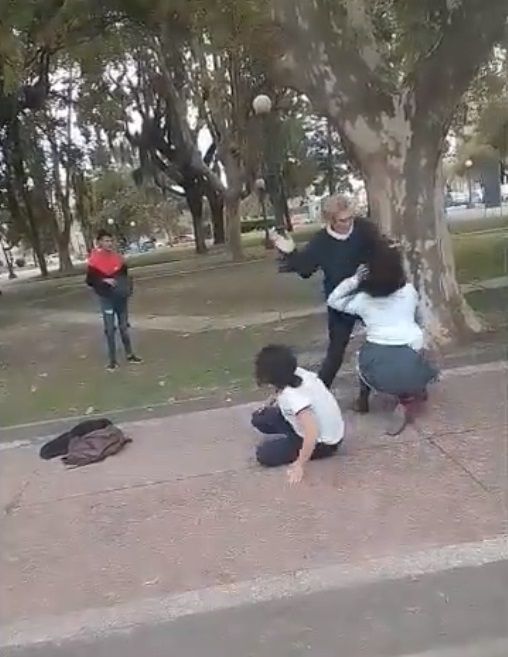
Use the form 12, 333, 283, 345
5, 560, 508, 657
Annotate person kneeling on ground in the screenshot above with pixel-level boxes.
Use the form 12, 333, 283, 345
252, 345, 344, 484
327, 239, 438, 436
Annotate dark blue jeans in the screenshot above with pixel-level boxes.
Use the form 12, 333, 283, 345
100, 296, 133, 365
318, 308, 356, 388
252, 405, 338, 468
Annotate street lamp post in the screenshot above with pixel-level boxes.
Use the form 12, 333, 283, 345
465, 159, 474, 208
255, 177, 272, 249
129, 220, 140, 250
252, 94, 286, 234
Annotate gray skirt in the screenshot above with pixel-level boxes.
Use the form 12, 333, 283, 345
358, 342, 438, 397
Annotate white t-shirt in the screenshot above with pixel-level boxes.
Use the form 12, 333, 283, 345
277, 367, 344, 445
327, 276, 424, 351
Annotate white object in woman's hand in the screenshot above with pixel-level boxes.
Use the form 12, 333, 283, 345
269, 229, 295, 254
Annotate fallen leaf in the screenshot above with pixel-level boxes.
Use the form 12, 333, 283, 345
144, 577, 160, 586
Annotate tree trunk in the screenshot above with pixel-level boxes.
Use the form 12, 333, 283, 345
56, 234, 73, 273
47, 127, 74, 273
362, 132, 483, 343
185, 183, 207, 255
80, 219, 94, 254
206, 186, 225, 245
26, 204, 48, 277
225, 195, 243, 262
4, 122, 48, 277
56, 218, 74, 273
14, 180, 48, 277
281, 182, 293, 233
46, 209, 74, 273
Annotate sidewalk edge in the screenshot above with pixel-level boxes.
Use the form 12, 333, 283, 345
2, 535, 508, 649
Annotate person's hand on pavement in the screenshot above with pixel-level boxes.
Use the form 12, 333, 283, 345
269, 229, 295, 254
287, 462, 304, 485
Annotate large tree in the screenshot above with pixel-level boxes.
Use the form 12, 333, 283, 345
252, 0, 508, 341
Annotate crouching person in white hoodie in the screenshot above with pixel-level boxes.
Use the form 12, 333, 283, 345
327, 239, 438, 436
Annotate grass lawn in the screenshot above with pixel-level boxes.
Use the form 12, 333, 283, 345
1, 228, 507, 427
454, 230, 508, 282
0, 311, 325, 426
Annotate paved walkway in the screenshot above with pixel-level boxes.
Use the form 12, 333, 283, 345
1, 361, 507, 651
42, 305, 324, 332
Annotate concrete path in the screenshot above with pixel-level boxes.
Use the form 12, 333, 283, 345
42, 305, 324, 332
1, 362, 507, 654
4, 556, 508, 656
461, 275, 508, 293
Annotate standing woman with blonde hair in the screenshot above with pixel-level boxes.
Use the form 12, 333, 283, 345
271, 194, 380, 396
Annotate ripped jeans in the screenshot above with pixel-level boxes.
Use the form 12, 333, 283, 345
99, 296, 133, 365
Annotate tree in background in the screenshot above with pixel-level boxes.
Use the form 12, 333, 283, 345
0, 0, 112, 274
91, 168, 182, 242
450, 51, 507, 206
305, 117, 352, 197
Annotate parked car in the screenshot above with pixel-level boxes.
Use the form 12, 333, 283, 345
446, 191, 468, 207
139, 239, 156, 252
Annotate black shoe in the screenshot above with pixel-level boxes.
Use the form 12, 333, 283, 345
127, 355, 143, 364
106, 362, 119, 372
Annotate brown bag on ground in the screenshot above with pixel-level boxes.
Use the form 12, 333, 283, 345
62, 425, 132, 468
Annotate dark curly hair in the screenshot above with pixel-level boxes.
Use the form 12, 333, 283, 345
358, 239, 407, 298
255, 345, 302, 390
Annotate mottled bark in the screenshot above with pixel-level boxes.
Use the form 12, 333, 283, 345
363, 133, 483, 342
225, 196, 243, 262
221, 151, 244, 261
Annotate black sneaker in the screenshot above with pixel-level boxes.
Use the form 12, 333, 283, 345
106, 362, 119, 372
127, 355, 143, 364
